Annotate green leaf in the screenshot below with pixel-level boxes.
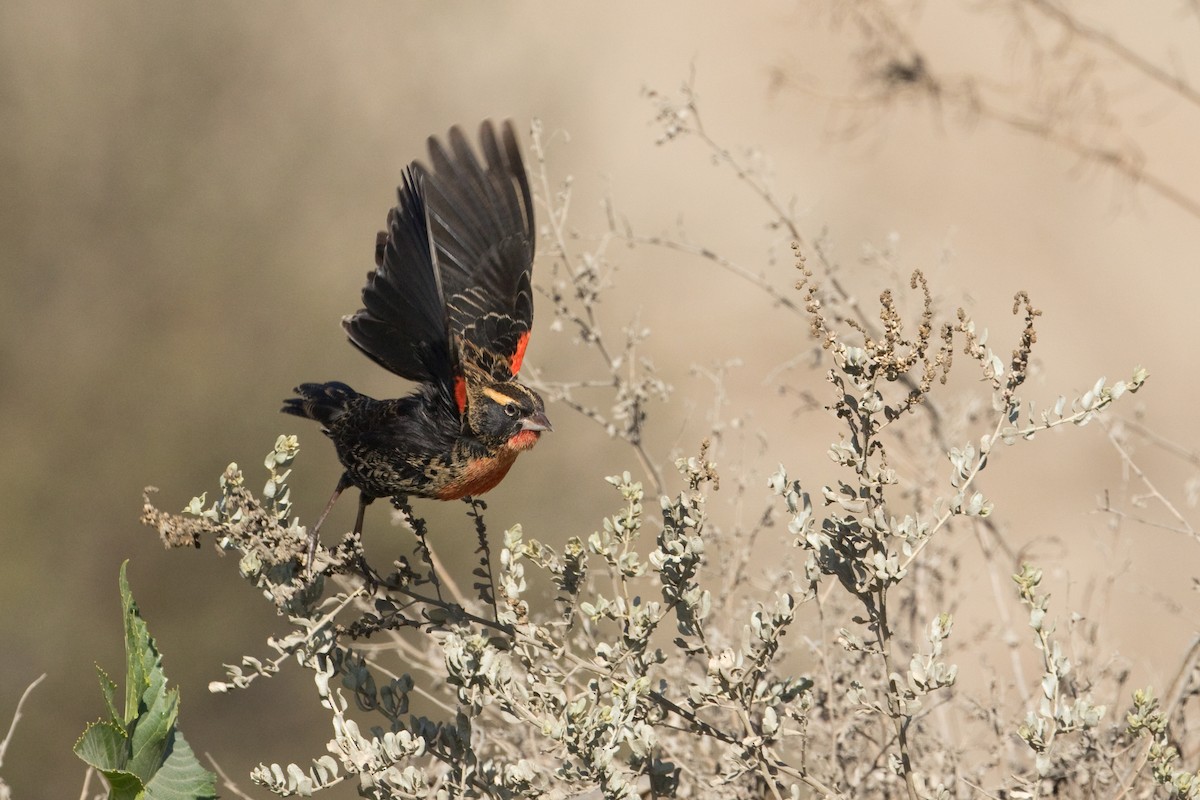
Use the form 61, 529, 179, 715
74, 719, 130, 771
101, 770, 148, 800
127, 683, 178, 780
74, 561, 217, 800
121, 560, 155, 726
96, 664, 120, 722
145, 732, 217, 800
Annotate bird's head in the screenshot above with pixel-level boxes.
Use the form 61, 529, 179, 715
468, 381, 552, 451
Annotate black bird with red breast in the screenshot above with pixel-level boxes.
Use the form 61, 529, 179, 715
283, 120, 551, 568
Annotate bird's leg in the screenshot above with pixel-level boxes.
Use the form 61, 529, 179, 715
354, 492, 369, 537
307, 473, 352, 574
353, 492, 385, 589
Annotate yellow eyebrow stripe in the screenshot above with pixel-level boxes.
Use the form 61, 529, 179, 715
482, 387, 517, 405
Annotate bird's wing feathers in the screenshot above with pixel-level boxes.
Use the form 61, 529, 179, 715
341, 121, 535, 417
342, 168, 459, 399
424, 121, 535, 383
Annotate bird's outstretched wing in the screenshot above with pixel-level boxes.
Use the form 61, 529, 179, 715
340, 121, 535, 417
341, 168, 459, 405
423, 120, 536, 386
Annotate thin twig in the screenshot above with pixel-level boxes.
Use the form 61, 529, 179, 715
0, 674, 44, 768
842, 0, 1200, 223
391, 496, 446, 603
206, 754, 258, 800
1020, 0, 1200, 112
1164, 635, 1200, 722
77, 767, 94, 800
1101, 420, 1199, 544
528, 120, 666, 496
465, 496, 500, 620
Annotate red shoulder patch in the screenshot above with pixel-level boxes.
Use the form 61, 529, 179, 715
510, 330, 531, 376
454, 376, 468, 414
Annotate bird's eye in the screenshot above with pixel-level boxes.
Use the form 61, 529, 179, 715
503, 403, 519, 417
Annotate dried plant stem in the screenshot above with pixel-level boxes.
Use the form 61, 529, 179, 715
843, 0, 1200, 222
1101, 420, 1199, 544
1018, 0, 1200, 112
874, 597, 921, 800
0, 674, 44, 767
529, 122, 666, 496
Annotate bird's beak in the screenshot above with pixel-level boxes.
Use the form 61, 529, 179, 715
521, 411, 553, 433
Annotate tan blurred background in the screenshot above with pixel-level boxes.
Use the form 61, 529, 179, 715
3, 1, 1199, 796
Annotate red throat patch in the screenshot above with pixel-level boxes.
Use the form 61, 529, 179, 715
506, 429, 542, 451
509, 331, 530, 376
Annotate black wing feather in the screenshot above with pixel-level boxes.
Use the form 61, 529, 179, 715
341, 168, 457, 396
338, 121, 534, 406
423, 121, 535, 381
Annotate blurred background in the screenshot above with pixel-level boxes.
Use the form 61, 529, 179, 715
3, 1, 1199, 796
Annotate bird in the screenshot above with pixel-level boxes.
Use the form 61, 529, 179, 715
282, 120, 551, 571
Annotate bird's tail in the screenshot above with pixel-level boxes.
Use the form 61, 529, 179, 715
281, 382, 360, 428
